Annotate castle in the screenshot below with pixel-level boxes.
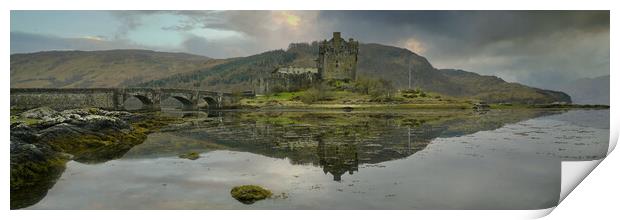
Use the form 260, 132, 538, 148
256, 32, 359, 94
318, 32, 359, 82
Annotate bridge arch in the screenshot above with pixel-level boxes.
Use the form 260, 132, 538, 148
202, 96, 219, 109
123, 94, 155, 110
161, 93, 197, 110
170, 96, 194, 110
132, 94, 153, 105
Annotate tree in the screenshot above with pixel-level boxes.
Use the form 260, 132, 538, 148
300, 82, 331, 104
354, 77, 395, 101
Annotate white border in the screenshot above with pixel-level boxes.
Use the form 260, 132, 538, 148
2, 0, 617, 219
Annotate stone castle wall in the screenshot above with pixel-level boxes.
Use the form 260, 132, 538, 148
318, 32, 359, 81
255, 67, 321, 94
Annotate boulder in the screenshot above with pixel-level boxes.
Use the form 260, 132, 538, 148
20, 107, 57, 119
230, 185, 273, 204
38, 109, 130, 130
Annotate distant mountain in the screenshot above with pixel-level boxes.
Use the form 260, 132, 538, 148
139, 42, 570, 104
10, 49, 226, 88
546, 75, 609, 105
11, 43, 571, 104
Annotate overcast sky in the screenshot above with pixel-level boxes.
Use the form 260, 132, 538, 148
10, 10, 609, 88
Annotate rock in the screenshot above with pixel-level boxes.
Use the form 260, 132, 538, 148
10, 123, 40, 143
20, 107, 57, 119
37, 108, 130, 130
57, 108, 133, 119
15, 108, 144, 163
10, 138, 68, 210
230, 185, 273, 204
75, 115, 129, 130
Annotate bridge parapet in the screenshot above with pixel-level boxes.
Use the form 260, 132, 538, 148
10, 88, 238, 111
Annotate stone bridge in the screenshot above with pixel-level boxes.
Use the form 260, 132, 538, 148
10, 88, 245, 111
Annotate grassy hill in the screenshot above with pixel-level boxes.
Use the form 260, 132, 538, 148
10, 49, 227, 88
11, 43, 572, 104
438, 69, 571, 104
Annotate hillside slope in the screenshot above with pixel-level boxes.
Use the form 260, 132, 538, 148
139, 42, 571, 104
438, 69, 571, 104
10, 49, 226, 88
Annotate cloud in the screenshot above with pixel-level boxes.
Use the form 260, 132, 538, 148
400, 37, 427, 54
12, 10, 610, 87
11, 32, 147, 54
104, 11, 327, 58
180, 34, 257, 59
317, 11, 609, 86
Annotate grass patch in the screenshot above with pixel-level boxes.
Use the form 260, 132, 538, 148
10, 115, 41, 125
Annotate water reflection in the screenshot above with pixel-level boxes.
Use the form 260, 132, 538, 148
125, 109, 606, 180
18, 109, 610, 209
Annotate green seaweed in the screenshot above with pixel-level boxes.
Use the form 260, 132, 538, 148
10, 152, 68, 209
10, 115, 41, 125
178, 152, 200, 160
40, 114, 182, 163
42, 128, 147, 163
230, 185, 273, 204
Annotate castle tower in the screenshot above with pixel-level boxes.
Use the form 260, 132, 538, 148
318, 32, 359, 82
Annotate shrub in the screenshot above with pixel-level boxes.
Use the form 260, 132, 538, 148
299, 83, 331, 104
354, 77, 395, 100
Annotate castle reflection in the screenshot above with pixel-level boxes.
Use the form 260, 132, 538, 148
123, 110, 561, 181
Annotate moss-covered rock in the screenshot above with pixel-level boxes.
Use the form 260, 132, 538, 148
32, 111, 180, 164
178, 152, 200, 160
10, 108, 184, 209
39, 125, 147, 163
10, 138, 69, 209
230, 185, 273, 204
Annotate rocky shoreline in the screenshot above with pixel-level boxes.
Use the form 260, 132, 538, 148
10, 107, 179, 209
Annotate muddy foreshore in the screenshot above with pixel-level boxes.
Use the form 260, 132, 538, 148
9, 107, 180, 209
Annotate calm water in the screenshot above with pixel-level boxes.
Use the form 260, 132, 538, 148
23, 109, 609, 210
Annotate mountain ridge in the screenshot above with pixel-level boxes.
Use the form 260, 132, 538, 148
11, 43, 572, 104
10, 49, 222, 88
